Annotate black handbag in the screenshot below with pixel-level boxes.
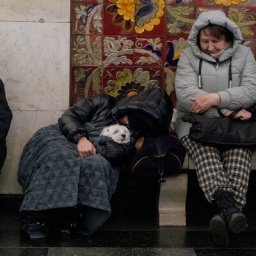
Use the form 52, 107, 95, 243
182, 108, 256, 148
130, 133, 186, 182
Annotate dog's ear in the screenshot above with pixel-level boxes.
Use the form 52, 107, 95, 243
101, 127, 109, 136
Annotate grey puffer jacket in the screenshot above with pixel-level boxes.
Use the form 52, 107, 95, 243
174, 10, 256, 139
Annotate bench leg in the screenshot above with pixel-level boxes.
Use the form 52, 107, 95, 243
159, 173, 188, 226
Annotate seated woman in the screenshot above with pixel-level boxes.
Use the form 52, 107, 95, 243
17, 87, 174, 245
174, 10, 256, 247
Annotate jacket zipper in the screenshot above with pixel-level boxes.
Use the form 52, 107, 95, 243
216, 60, 219, 70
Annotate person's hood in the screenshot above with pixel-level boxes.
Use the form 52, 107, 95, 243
187, 10, 244, 62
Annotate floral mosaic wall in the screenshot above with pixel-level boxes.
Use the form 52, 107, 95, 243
70, 0, 256, 106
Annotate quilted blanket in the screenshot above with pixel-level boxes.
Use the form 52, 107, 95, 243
17, 124, 119, 234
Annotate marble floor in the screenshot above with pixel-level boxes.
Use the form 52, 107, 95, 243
1, 171, 256, 256
1, 211, 256, 256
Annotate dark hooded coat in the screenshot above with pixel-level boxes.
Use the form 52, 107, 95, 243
17, 87, 172, 235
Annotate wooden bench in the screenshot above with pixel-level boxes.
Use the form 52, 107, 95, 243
159, 153, 256, 226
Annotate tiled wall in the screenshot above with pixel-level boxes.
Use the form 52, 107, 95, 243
70, 0, 256, 106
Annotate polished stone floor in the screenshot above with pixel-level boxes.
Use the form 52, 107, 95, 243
1, 212, 256, 256
1, 171, 256, 256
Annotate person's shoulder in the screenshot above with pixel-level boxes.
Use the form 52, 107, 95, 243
100, 93, 115, 101
75, 93, 112, 107
237, 44, 250, 51
83, 93, 115, 103
93, 93, 117, 107
179, 47, 194, 60
177, 47, 196, 66
233, 44, 254, 59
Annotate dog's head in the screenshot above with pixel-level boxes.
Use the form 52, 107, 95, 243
100, 124, 131, 144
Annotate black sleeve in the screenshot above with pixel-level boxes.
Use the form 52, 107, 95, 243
96, 136, 136, 166
58, 94, 115, 143
0, 79, 12, 141
0, 79, 13, 170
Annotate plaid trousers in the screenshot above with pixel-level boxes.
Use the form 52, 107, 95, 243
181, 136, 252, 208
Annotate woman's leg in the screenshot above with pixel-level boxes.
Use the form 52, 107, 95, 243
46, 207, 78, 238
18, 124, 81, 244
77, 154, 119, 236
180, 136, 251, 246
181, 136, 230, 247
211, 147, 252, 235
181, 136, 227, 203
222, 147, 252, 209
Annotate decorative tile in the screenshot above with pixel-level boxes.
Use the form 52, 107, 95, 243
164, 66, 178, 102
196, 0, 224, 7
103, 35, 134, 67
165, 5, 196, 36
103, 67, 139, 98
134, 3, 166, 36
239, 0, 256, 7
71, 2, 103, 35
102, 66, 163, 99
227, 7, 256, 39
132, 66, 164, 89
71, 34, 103, 66
164, 36, 188, 67
205, 0, 250, 6
196, 6, 226, 14
104, 3, 135, 35
70, 66, 103, 105
72, 0, 103, 3
70, 0, 256, 104
134, 36, 165, 67
166, 0, 197, 7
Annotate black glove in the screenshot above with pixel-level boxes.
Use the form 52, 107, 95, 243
97, 136, 136, 165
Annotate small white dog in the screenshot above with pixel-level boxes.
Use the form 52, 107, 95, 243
100, 124, 131, 144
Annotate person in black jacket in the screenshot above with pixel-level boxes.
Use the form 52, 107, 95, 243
0, 79, 12, 173
17, 87, 174, 245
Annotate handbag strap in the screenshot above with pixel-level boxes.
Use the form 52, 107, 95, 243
217, 108, 242, 118
228, 108, 243, 118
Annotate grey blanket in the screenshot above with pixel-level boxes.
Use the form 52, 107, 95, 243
17, 124, 119, 234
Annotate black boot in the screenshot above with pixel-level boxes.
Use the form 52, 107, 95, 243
21, 211, 46, 245
46, 208, 78, 238
213, 189, 248, 234
210, 213, 229, 247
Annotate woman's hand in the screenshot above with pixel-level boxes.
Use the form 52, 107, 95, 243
190, 93, 220, 113
77, 137, 96, 158
225, 109, 252, 120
